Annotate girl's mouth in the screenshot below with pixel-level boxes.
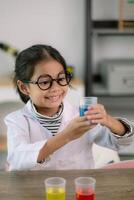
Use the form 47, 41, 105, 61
47, 95, 61, 103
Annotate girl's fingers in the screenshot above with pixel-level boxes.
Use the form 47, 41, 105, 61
88, 104, 106, 114
79, 123, 96, 132
88, 109, 105, 115
87, 113, 104, 120
75, 115, 100, 127
75, 116, 87, 122
71, 116, 90, 127
90, 119, 104, 125
79, 120, 91, 127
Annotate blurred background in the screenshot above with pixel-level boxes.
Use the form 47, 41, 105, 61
0, 0, 134, 170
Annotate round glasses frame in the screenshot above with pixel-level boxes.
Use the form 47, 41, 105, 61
23, 72, 72, 90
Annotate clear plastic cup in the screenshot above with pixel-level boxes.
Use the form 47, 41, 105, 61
44, 177, 66, 200
75, 177, 96, 200
79, 97, 97, 116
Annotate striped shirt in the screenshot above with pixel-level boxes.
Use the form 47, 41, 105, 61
31, 102, 63, 136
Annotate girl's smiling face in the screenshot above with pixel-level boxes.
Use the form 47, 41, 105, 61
25, 59, 69, 116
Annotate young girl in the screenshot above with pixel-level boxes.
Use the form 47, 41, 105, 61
5, 44, 134, 171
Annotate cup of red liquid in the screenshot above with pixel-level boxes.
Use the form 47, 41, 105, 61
75, 177, 96, 200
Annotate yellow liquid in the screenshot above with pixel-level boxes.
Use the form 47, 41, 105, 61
46, 187, 65, 200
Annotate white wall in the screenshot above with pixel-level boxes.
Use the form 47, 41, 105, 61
92, 0, 119, 20
0, 0, 86, 78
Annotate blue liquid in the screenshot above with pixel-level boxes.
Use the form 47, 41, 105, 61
79, 105, 88, 116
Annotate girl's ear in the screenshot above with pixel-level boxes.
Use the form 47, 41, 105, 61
17, 80, 30, 96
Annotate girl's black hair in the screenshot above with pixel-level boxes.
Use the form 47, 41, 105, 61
14, 44, 68, 103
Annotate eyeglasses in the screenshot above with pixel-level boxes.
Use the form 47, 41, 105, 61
23, 72, 72, 90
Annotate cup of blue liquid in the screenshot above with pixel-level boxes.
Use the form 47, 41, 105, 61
79, 97, 97, 116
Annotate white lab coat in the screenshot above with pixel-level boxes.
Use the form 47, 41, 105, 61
4, 100, 134, 171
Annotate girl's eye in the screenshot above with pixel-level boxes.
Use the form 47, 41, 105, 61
39, 80, 50, 85
58, 77, 67, 83
59, 77, 66, 81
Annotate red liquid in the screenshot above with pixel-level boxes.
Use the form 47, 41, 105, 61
76, 188, 94, 200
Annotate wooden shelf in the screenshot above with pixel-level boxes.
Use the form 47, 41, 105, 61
92, 83, 134, 97
86, 1, 134, 97
93, 29, 134, 36
92, 20, 134, 36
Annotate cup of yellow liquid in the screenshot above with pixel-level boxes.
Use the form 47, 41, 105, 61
44, 177, 66, 200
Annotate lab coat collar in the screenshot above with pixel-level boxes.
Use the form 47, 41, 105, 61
21, 99, 78, 127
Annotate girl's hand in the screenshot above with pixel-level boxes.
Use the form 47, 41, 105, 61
86, 104, 110, 127
86, 104, 126, 136
63, 116, 96, 141
38, 115, 98, 162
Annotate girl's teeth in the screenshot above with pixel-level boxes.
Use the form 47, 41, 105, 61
50, 96, 59, 101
